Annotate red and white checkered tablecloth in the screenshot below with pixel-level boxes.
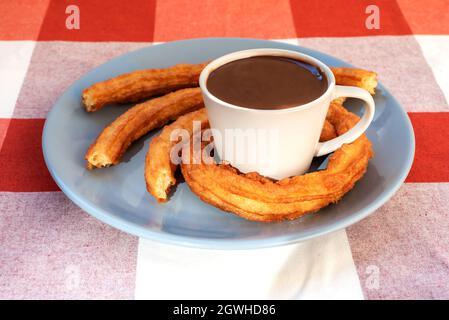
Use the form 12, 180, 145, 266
0, 0, 448, 300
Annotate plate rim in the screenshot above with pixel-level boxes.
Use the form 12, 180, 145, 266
42, 37, 416, 249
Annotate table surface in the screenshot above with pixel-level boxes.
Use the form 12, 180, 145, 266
0, 0, 448, 300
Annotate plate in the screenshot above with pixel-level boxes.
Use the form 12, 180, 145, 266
42, 38, 415, 249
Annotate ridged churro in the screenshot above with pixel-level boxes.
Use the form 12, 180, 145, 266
331, 68, 377, 94
82, 63, 206, 112
145, 110, 340, 203
85, 88, 203, 169
320, 120, 337, 142
181, 103, 373, 221
145, 108, 209, 202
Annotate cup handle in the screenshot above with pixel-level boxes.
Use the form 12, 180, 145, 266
315, 85, 375, 157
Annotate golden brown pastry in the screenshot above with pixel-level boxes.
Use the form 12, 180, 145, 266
331, 67, 378, 94
82, 63, 207, 112
181, 103, 373, 221
145, 108, 209, 202
320, 120, 337, 142
85, 88, 203, 169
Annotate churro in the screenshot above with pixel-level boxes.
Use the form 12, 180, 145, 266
82, 63, 206, 112
85, 88, 203, 169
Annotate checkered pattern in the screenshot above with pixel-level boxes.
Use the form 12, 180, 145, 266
1, 0, 448, 299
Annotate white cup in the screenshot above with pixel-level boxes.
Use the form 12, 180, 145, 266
199, 48, 375, 180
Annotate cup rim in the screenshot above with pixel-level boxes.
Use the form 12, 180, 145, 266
199, 48, 336, 114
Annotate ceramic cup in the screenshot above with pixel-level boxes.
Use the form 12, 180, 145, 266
199, 48, 375, 180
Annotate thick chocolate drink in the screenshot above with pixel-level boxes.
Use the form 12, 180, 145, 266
207, 56, 328, 110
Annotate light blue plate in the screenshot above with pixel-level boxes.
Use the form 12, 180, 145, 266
42, 38, 415, 249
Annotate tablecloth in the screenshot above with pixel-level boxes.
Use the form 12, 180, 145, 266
0, 0, 448, 300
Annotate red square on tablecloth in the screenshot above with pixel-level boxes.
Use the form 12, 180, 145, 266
153, 0, 297, 41
397, 0, 449, 34
0, 0, 49, 40
290, 0, 412, 37
37, 0, 156, 42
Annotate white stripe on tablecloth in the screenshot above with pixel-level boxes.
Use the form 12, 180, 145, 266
0, 41, 35, 118
135, 229, 363, 300
415, 35, 449, 105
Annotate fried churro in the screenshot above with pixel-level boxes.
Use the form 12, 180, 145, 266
85, 88, 203, 169
181, 103, 373, 221
82, 63, 207, 112
145, 108, 209, 202
331, 68, 378, 94
320, 120, 337, 142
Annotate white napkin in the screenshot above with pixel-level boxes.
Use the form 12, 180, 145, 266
135, 229, 363, 299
